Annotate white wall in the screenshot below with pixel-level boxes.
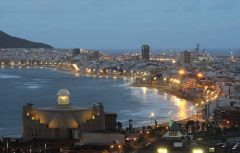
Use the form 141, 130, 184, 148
74, 132, 125, 145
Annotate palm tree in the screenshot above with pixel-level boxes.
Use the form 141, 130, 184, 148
129, 119, 133, 133
117, 122, 122, 132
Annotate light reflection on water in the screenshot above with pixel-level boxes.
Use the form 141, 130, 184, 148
141, 87, 148, 95
129, 86, 195, 126
0, 68, 196, 136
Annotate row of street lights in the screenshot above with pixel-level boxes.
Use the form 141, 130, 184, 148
157, 147, 204, 153
149, 110, 173, 125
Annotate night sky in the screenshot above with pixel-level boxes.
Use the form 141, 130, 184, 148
1, 0, 240, 49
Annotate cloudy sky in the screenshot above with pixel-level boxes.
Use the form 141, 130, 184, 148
0, 0, 240, 49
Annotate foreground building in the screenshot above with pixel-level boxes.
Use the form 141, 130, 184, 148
214, 106, 240, 127
162, 122, 186, 139
22, 89, 118, 141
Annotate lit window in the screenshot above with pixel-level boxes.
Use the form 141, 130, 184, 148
209, 147, 215, 152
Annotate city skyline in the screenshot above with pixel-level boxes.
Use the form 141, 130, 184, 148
1, 0, 240, 49
1, 1, 240, 153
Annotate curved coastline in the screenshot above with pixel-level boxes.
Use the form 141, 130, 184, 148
48, 67, 198, 126
0, 66, 196, 128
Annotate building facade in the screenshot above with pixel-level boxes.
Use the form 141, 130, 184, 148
162, 122, 186, 139
214, 106, 240, 127
141, 45, 150, 60
22, 89, 117, 141
180, 51, 191, 64
72, 48, 100, 60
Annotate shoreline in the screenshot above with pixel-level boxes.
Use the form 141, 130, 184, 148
42, 66, 201, 126
1, 66, 197, 129
132, 83, 201, 104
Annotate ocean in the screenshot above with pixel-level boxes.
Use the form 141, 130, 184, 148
0, 67, 195, 137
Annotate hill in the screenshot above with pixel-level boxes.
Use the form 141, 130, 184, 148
0, 31, 53, 48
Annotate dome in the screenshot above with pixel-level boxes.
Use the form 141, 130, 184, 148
56, 89, 71, 96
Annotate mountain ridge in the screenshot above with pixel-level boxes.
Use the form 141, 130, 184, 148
0, 31, 53, 48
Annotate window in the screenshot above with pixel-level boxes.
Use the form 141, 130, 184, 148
169, 131, 178, 137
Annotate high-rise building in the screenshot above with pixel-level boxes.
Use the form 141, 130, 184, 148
180, 51, 191, 64
141, 45, 150, 60
72, 48, 80, 57
196, 43, 200, 52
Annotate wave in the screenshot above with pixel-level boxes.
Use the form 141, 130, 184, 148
25, 84, 42, 89
112, 81, 132, 88
23, 82, 43, 89
0, 73, 22, 79
3, 134, 22, 138
18, 79, 50, 90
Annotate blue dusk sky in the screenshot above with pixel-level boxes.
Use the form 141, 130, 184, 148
0, 0, 240, 49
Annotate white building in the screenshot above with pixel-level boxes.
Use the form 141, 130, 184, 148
22, 89, 118, 141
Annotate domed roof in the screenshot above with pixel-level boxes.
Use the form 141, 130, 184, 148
57, 89, 70, 96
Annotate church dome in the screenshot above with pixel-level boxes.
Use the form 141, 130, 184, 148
57, 89, 71, 96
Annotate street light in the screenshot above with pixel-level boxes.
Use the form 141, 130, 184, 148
6, 141, 8, 153
192, 148, 204, 153
150, 113, 155, 125
178, 69, 185, 75
168, 110, 172, 117
157, 147, 168, 153
197, 73, 204, 79
44, 143, 47, 153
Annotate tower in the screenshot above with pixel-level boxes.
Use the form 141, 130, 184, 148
72, 48, 80, 57
180, 51, 191, 64
141, 45, 150, 60
56, 89, 71, 108
196, 43, 200, 52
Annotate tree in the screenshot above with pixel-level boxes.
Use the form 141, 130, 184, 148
185, 122, 190, 133
201, 122, 206, 131
147, 126, 152, 130
189, 120, 195, 133
149, 128, 156, 138
117, 122, 123, 132
125, 142, 134, 153
155, 120, 158, 126
128, 119, 133, 133
137, 135, 146, 146
196, 121, 200, 131
191, 125, 196, 133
